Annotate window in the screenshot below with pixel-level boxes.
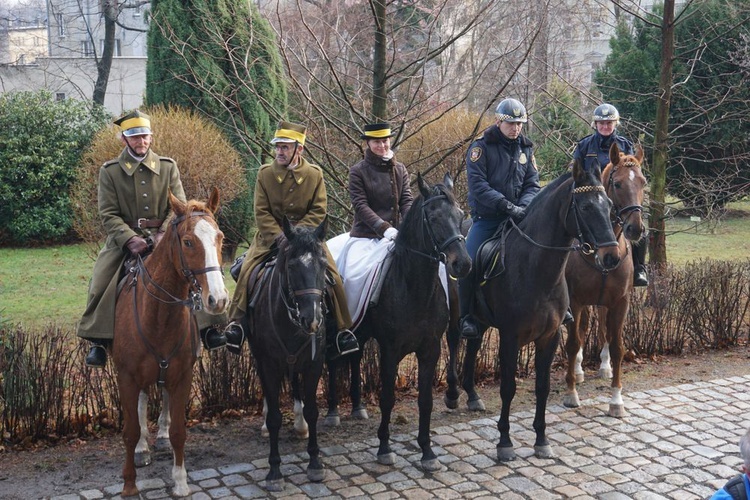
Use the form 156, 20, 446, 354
100, 39, 122, 57
82, 40, 95, 57
55, 93, 66, 102
57, 13, 65, 37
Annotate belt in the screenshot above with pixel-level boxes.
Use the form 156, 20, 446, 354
126, 218, 164, 229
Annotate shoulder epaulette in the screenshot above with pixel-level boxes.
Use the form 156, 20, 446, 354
159, 156, 177, 164
102, 159, 119, 168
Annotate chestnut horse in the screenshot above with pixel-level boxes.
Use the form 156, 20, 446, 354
444, 160, 621, 461
563, 143, 647, 417
113, 188, 228, 497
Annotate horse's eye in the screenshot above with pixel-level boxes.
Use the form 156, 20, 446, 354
614, 182, 622, 189
184, 239, 193, 248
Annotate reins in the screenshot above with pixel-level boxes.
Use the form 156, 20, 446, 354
401, 192, 466, 266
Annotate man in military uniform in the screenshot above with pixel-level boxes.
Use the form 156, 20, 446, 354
573, 103, 648, 287
224, 121, 358, 358
77, 110, 227, 367
458, 98, 541, 339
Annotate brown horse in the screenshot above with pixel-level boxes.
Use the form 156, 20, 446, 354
563, 143, 647, 417
113, 188, 228, 497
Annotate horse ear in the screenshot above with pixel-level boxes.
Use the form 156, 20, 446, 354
315, 216, 328, 242
417, 172, 430, 198
572, 158, 585, 183
609, 142, 621, 166
443, 172, 454, 191
634, 144, 644, 163
169, 190, 186, 216
207, 187, 220, 214
282, 215, 294, 240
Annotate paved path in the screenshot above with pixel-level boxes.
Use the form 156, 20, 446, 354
51, 375, 750, 499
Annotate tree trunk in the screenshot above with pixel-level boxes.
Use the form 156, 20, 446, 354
371, 0, 387, 121
93, 0, 118, 106
649, 0, 675, 268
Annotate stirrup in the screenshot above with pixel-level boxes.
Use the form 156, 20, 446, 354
336, 329, 359, 356
201, 326, 227, 351
225, 322, 246, 355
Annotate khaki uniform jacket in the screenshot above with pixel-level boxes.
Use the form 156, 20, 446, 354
229, 158, 351, 329
77, 148, 186, 340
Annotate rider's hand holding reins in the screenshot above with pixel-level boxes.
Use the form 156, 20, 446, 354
126, 236, 149, 255
501, 200, 526, 222
384, 227, 398, 241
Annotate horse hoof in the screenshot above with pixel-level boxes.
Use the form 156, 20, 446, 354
608, 404, 626, 418
154, 437, 171, 451
467, 398, 486, 411
261, 426, 269, 438
378, 452, 396, 465
575, 372, 585, 384
496, 445, 516, 462
421, 458, 442, 472
121, 485, 139, 497
172, 483, 191, 497
562, 393, 581, 408
265, 479, 284, 492
443, 394, 459, 410
351, 407, 369, 420
295, 428, 310, 440
599, 368, 613, 379
324, 414, 340, 427
134, 451, 152, 467
534, 444, 555, 459
307, 467, 325, 482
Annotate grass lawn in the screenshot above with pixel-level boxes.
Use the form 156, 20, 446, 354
1, 205, 748, 328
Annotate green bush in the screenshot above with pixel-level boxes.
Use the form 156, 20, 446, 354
0, 91, 110, 246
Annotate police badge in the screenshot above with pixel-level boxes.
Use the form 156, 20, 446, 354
519, 152, 527, 164
470, 147, 482, 162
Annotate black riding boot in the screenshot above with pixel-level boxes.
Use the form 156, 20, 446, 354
85, 340, 108, 368
327, 329, 359, 361
224, 321, 245, 355
632, 239, 649, 287
458, 272, 480, 340
200, 325, 227, 351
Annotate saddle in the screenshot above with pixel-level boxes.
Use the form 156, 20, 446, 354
246, 255, 277, 310
475, 220, 513, 285
365, 252, 394, 309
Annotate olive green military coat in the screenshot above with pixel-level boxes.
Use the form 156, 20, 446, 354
77, 148, 186, 340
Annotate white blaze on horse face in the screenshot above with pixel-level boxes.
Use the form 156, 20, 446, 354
628, 169, 636, 182
194, 219, 228, 304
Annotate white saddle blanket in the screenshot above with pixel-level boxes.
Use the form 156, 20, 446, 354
327, 232, 448, 331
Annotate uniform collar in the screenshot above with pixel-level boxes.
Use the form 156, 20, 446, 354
118, 148, 161, 176
271, 157, 311, 185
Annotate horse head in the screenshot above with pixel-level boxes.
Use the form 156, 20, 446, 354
166, 187, 228, 315
603, 143, 647, 241
279, 216, 328, 335
413, 172, 472, 279
569, 159, 621, 271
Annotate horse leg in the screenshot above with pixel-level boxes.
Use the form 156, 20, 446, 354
118, 378, 141, 497
324, 357, 341, 426
444, 308, 461, 409
261, 373, 284, 491
134, 390, 152, 467
597, 306, 613, 379
155, 387, 172, 451
166, 378, 192, 497
563, 309, 583, 408
463, 333, 486, 411
606, 302, 629, 417
350, 350, 368, 419
496, 335, 519, 462
531, 331, 560, 459
376, 350, 398, 465
302, 369, 325, 482
292, 375, 309, 439
416, 342, 441, 472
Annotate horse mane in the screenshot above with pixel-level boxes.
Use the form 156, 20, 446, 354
393, 180, 453, 258
185, 198, 211, 216
276, 224, 325, 261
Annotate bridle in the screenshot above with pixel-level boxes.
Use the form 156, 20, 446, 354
403, 192, 466, 265
606, 160, 645, 233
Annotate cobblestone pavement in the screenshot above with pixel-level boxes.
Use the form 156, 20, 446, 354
51, 375, 750, 499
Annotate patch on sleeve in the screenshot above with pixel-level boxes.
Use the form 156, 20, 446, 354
469, 147, 482, 163
531, 154, 538, 171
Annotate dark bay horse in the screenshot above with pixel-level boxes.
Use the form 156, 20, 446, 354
563, 143, 647, 417
245, 216, 329, 491
444, 160, 621, 461
113, 188, 228, 497
325, 173, 472, 471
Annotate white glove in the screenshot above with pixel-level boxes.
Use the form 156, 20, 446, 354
384, 227, 398, 241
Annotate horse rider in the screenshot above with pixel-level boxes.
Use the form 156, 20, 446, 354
223, 121, 359, 358
78, 110, 227, 368
326, 122, 414, 334
573, 103, 648, 287
458, 98, 541, 340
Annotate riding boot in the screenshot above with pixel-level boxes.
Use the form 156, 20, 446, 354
326, 329, 359, 361
632, 239, 649, 287
224, 321, 245, 355
85, 340, 108, 368
200, 325, 227, 351
458, 272, 480, 340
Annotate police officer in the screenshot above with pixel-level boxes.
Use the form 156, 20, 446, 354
458, 98, 541, 339
78, 110, 227, 367
224, 121, 359, 358
573, 103, 648, 286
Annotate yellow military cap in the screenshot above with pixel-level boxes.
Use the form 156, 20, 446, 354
270, 121, 307, 146
361, 122, 396, 140
114, 110, 152, 137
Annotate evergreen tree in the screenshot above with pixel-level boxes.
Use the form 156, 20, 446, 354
146, 0, 288, 254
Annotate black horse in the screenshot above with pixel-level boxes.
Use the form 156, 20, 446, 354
444, 159, 621, 461
325, 173, 472, 471
245, 216, 328, 491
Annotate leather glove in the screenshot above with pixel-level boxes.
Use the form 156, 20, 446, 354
126, 236, 149, 255
501, 201, 526, 222
384, 227, 398, 241
152, 231, 165, 247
